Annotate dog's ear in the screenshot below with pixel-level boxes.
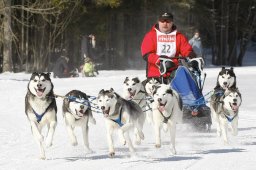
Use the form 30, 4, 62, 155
44, 72, 52, 80
166, 88, 173, 95
221, 67, 225, 71
110, 88, 114, 92
133, 77, 140, 83
230, 67, 234, 71
30, 72, 38, 79
99, 89, 104, 95
152, 85, 159, 95
124, 77, 129, 83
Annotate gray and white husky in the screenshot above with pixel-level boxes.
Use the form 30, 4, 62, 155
123, 77, 149, 126
97, 88, 145, 157
210, 88, 242, 144
25, 72, 57, 159
152, 84, 183, 154
62, 90, 96, 153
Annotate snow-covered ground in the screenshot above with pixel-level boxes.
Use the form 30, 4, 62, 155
0, 52, 256, 170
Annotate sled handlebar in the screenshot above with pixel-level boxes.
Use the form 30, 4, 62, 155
159, 56, 189, 75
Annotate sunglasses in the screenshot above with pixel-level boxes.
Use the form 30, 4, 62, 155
159, 19, 172, 23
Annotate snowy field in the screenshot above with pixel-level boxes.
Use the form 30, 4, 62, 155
0, 54, 256, 170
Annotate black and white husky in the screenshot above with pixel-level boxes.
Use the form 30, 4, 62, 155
152, 84, 183, 154
25, 72, 57, 159
122, 77, 149, 126
211, 67, 237, 119
97, 88, 145, 157
144, 77, 161, 97
62, 90, 96, 153
215, 67, 236, 90
210, 88, 242, 144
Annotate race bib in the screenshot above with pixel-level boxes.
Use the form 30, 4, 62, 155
156, 29, 177, 57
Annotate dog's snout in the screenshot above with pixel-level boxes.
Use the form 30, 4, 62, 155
233, 98, 237, 102
80, 105, 84, 109
37, 83, 42, 87
101, 106, 105, 110
158, 98, 162, 102
128, 88, 132, 91
223, 82, 227, 85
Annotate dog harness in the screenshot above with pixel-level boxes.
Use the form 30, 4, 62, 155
221, 106, 238, 122
109, 103, 124, 127
158, 106, 174, 124
32, 103, 52, 123
112, 112, 124, 127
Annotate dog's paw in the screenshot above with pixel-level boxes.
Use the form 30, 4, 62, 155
122, 140, 126, 146
109, 152, 115, 157
155, 144, 161, 148
134, 139, 141, 145
89, 117, 96, 125
39, 154, 46, 160
45, 142, 53, 148
170, 147, 177, 155
85, 148, 93, 154
217, 131, 221, 137
71, 140, 78, 146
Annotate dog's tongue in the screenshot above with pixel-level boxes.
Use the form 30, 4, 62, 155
158, 106, 165, 112
36, 91, 43, 97
231, 104, 239, 111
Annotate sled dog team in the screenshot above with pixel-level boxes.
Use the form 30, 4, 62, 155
25, 67, 242, 159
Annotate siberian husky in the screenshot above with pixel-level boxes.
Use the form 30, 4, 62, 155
123, 77, 150, 126
210, 88, 242, 144
215, 67, 236, 90
144, 77, 161, 97
211, 67, 237, 113
25, 72, 57, 159
97, 88, 145, 157
152, 84, 183, 154
62, 90, 96, 152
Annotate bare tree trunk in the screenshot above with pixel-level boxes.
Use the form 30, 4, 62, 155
3, 0, 13, 72
237, 3, 256, 66
228, 1, 239, 66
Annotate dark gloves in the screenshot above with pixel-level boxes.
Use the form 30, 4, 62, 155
159, 55, 175, 74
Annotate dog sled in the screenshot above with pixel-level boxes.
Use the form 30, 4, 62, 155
169, 58, 212, 132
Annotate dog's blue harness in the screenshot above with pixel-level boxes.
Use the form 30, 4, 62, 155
111, 106, 124, 127
225, 114, 237, 122
112, 112, 124, 127
33, 104, 52, 123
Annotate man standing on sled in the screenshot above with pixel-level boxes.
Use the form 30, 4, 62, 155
141, 12, 196, 84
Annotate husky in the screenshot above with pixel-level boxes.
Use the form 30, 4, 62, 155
62, 90, 96, 153
152, 84, 183, 154
97, 88, 145, 157
215, 67, 236, 90
144, 78, 161, 97
210, 88, 242, 144
123, 77, 149, 127
25, 72, 57, 159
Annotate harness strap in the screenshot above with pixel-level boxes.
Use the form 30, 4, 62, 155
158, 106, 174, 124
224, 114, 238, 122
110, 105, 124, 127
222, 105, 238, 122
111, 106, 124, 127
33, 103, 52, 123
